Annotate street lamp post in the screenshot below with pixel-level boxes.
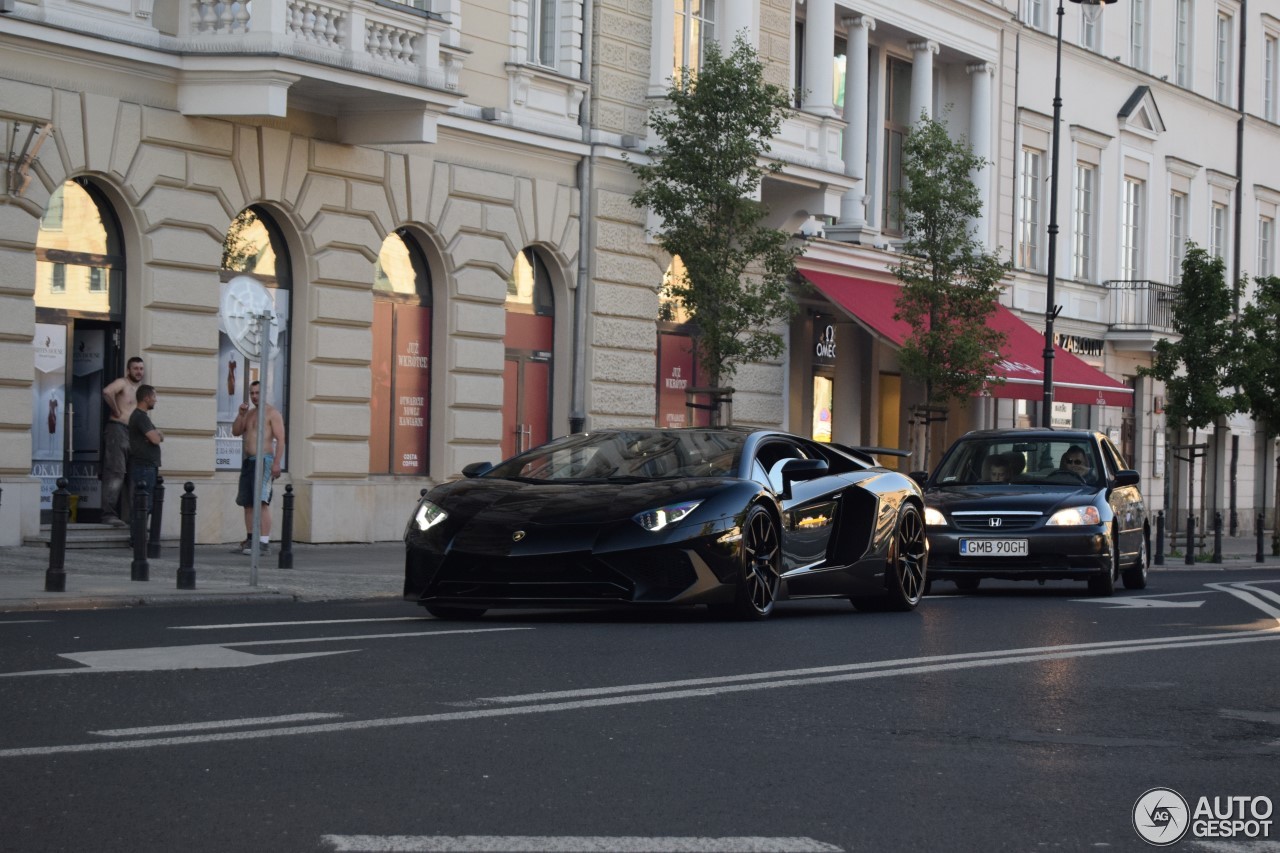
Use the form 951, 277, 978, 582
1042, 0, 1117, 428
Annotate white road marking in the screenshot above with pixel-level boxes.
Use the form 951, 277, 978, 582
173, 617, 428, 631
477, 628, 1272, 704
320, 836, 842, 852
1, 628, 1276, 759
1231, 581, 1280, 609
1072, 598, 1205, 608
60, 645, 356, 672
0, 626, 530, 678
93, 713, 344, 737
1208, 582, 1280, 625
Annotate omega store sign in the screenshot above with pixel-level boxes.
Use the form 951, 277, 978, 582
813, 316, 838, 367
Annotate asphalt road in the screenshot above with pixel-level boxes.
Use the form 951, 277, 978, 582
1, 570, 1278, 853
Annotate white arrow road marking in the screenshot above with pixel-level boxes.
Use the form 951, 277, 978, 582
0, 626, 531, 678
1072, 598, 1206, 608
60, 644, 355, 672
320, 836, 843, 852
93, 713, 344, 737
1, 628, 1276, 758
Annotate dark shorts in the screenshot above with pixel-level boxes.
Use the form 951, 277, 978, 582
236, 455, 274, 507
104, 421, 129, 477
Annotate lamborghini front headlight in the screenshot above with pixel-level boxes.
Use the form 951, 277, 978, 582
633, 500, 702, 532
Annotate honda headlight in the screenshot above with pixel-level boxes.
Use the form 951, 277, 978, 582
634, 500, 702, 532
924, 507, 947, 527
1046, 506, 1101, 526
412, 500, 449, 532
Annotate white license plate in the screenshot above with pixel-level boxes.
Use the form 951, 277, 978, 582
960, 538, 1028, 557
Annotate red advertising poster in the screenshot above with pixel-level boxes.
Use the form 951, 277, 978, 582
392, 304, 431, 474
658, 333, 702, 428
369, 301, 393, 473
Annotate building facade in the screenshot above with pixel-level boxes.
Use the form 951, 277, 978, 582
3, 0, 1278, 545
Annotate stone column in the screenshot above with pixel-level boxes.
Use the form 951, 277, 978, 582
908, 39, 939, 124
720, 1, 754, 47
967, 61, 994, 247
802, 0, 837, 116
837, 15, 875, 230
649, 2, 677, 97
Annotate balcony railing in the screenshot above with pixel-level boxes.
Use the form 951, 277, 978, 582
12, 0, 464, 95
1107, 279, 1177, 333
179, 0, 464, 91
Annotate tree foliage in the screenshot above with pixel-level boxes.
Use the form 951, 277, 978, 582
1237, 275, 1280, 430
629, 35, 800, 389
1140, 244, 1240, 430
890, 115, 1009, 408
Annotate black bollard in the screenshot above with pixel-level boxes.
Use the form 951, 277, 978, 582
130, 479, 149, 582
45, 478, 69, 592
277, 484, 294, 569
177, 482, 196, 590
1154, 510, 1165, 566
1212, 512, 1223, 563
147, 476, 165, 559
1185, 515, 1195, 566
1230, 509, 1238, 538
1257, 513, 1265, 564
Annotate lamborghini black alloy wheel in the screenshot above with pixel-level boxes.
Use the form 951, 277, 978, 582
735, 505, 781, 620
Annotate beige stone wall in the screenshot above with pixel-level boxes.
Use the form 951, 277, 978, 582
0, 84, 582, 543
592, 0, 654, 138
759, 0, 794, 91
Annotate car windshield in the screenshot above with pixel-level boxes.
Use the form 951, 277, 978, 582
932, 437, 1102, 488
484, 429, 749, 482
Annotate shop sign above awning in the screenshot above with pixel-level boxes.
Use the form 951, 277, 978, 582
801, 270, 1134, 408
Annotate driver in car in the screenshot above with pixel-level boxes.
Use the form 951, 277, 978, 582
1058, 446, 1094, 482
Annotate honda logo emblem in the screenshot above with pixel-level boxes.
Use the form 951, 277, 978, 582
988, 517, 1003, 528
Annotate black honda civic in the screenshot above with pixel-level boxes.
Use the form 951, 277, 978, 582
404, 427, 928, 620
920, 428, 1149, 595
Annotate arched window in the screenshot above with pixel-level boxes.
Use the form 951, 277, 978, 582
32, 179, 126, 521
216, 207, 291, 472
503, 248, 554, 458
370, 231, 433, 475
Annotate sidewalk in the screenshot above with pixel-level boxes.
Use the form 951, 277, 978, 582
0, 539, 406, 613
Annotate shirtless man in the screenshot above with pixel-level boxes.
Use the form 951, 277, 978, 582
100, 356, 145, 526
231, 380, 286, 555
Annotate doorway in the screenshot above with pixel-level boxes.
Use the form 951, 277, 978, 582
32, 316, 123, 523
503, 353, 552, 459
503, 248, 555, 459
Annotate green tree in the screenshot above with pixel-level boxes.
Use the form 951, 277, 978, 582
1140, 244, 1240, 549
1140, 244, 1240, 431
629, 35, 801, 393
1236, 274, 1280, 550
890, 114, 1009, 461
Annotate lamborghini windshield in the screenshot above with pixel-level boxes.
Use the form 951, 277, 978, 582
485, 429, 749, 481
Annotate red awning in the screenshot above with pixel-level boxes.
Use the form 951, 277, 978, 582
802, 270, 1134, 408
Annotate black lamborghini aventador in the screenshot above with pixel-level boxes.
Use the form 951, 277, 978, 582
403, 427, 928, 620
